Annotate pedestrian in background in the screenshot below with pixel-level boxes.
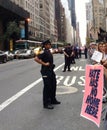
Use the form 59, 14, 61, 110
70, 45, 76, 64
74, 46, 79, 59
78, 47, 81, 58
84, 46, 88, 59
34, 40, 60, 109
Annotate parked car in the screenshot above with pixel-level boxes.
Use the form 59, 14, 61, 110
4, 51, 14, 60
15, 49, 34, 59
0, 50, 7, 63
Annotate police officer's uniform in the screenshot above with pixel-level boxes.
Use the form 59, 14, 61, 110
36, 40, 60, 109
63, 44, 72, 72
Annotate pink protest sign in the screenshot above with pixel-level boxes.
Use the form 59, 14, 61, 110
80, 65, 103, 127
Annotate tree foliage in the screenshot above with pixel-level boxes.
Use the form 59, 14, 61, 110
5, 21, 20, 40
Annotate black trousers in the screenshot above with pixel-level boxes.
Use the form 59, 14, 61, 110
41, 69, 57, 106
63, 57, 71, 71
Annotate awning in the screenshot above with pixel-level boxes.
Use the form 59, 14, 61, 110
0, 0, 29, 21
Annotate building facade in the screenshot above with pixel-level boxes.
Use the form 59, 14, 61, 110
68, 0, 76, 30
0, 0, 29, 50
0, 0, 73, 50
55, 0, 66, 42
86, 0, 105, 42
68, 0, 76, 44
10, 0, 40, 40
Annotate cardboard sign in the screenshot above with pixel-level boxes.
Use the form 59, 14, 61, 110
91, 50, 103, 63
80, 65, 103, 127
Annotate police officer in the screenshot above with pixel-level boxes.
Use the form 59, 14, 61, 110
34, 40, 60, 109
63, 44, 72, 72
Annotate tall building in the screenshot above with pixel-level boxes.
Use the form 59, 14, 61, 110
55, 0, 66, 42
103, 0, 107, 31
0, 0, 69, 50
54, 19, 58, 42
61, 0, 73, 44
76, 22, 81, 46
10, 0, 24, 7
92, 0, 105, 41
86, 1, 93, 21
0, 0, 29, 50
86, 1, 93, 40
10, 0, 40, 40
39, 0, 50, 40
67, 0, 76, 44
25, 0, 40, 40
50, 0, 56, 42
39, 0, 56, 41
92, 0, 104, 31
68, 0, 76, 30
55, 0, 62, 41
86, 0, 106, 42
10, 0, 56, 41
66, 17, 73, 43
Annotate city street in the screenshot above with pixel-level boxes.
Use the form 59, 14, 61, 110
0, 54, 104, 130
0, 0, 106, 129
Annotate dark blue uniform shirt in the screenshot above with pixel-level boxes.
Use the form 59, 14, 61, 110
38, 49, 53, 71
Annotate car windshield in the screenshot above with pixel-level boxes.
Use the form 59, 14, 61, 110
15, 42, 29, 50
18, 50, 27, 53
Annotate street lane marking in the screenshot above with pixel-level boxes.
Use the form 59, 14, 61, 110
57, 86, 78, 95
0, 63, 64, 112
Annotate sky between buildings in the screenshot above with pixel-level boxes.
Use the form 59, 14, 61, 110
61, 0, 90, 46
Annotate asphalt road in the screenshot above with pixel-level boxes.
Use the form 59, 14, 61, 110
0, 54, 105, 130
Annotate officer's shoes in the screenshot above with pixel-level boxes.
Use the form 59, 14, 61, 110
44, 104, 54, 109
68, 70, 71, 72
51, 100, 61, 105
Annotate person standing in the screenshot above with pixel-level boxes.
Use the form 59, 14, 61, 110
84, 46, 88, 59
78, 47, 81, 58
63, 44, 72, 72
34, 40, 60, 109
100, 42, 107, 103
70, 45, 76, 64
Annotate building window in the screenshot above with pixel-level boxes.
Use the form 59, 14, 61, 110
40, 4, 43, 8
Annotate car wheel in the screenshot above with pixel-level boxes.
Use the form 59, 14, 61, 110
3, 58, 7, 63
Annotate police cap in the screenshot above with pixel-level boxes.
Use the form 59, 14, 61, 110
42, 39, 51, 46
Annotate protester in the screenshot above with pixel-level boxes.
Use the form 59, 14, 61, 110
98, 42, 105, 53
101, 58, 107, 130
102, 58, 107, 87
99, 42, 107, 103
87, 41, 107, 129
34, 39, 60, 109
88, 42, 97, 59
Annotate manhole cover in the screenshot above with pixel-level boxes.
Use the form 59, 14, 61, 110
56, 86, 78, 95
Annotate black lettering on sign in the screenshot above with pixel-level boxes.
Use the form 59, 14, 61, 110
85, 69, 101, 118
